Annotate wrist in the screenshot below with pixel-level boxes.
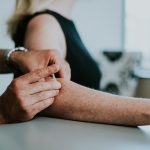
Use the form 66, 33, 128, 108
10, 51, 22, 70
4, 47, 28, 72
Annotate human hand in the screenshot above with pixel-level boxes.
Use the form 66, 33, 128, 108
0, 64, 61, 123
11, 49, 71, 80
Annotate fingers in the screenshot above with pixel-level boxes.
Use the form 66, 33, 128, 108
31, 98, 54, 116
28, 90, 59, 105
28, 79, 61, 94
18, 64, 59, 84
49, 54, 71, 79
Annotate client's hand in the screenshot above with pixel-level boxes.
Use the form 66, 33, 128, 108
11, 49, 71, 80
0, 64, 61, 124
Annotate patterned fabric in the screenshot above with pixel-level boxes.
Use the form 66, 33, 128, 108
98, 51, 142, 96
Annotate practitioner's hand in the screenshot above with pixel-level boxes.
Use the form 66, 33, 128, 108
0, 64, 61, 124
11, 49, 71, 80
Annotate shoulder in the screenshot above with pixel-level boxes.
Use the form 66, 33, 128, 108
26, 13, 63, 35
24, 13, 66, 55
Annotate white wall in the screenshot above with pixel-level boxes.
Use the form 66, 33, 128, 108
0, 0, 15, 95
0, 0, 124, 95
73, 0, 124, 60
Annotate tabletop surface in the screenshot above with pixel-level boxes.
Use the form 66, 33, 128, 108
0, 117, 150, 150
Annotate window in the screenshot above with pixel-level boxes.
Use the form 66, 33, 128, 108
125, 0, 150, 69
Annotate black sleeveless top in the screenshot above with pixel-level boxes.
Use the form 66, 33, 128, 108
14, 10, 101, 90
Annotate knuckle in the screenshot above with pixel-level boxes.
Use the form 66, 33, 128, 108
37, 69, 49, 78
11, 87, 22, 98
36, 70, 44, 78
11, 79, 21, 90
10, 83, 25, 99
50, 64, 59, 72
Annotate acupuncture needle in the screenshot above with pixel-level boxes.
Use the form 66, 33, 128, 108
52, 74, 56, 80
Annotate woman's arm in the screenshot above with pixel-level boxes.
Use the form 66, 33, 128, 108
24, 14, 66, 58
41, 79, 150, 126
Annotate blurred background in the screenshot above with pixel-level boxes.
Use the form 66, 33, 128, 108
0, 0, 150, 97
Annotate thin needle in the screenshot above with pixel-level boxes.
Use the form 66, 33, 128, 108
52, 74, 56, 80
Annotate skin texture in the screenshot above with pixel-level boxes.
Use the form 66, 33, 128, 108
0, 65, 61, 123
41, 79, 150, 126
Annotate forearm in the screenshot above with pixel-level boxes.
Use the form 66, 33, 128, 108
0, 49, 11, 73
41, 79, 150, 126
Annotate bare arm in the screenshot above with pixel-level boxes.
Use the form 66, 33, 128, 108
24, 14, 66, 58
41, 79, 150, 126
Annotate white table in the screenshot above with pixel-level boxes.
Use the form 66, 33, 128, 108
0, 117, 150, 150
